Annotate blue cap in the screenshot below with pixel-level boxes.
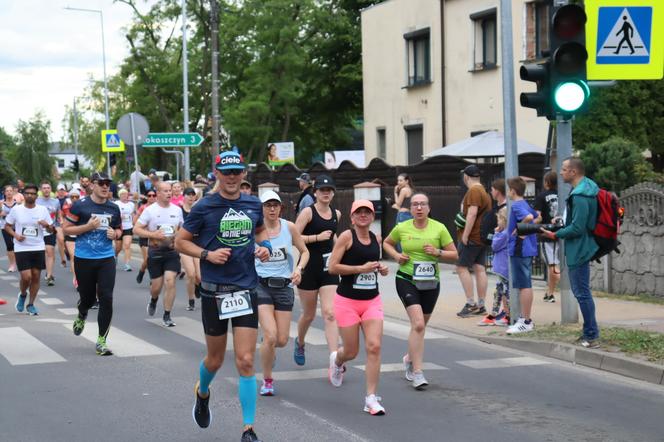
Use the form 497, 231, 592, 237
215, 151, 245, 171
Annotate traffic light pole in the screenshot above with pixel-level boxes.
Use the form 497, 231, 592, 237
556, 117, 578, 324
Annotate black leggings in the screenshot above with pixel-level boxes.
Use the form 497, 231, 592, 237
75, 257, 116, 338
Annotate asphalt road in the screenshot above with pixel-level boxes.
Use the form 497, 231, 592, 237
1, 254, 664, 442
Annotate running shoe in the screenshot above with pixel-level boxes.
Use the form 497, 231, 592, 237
477, 315, 496, 326
136, 270, 145, 284
90, 301, 99, 310
402, 355, 414, 382
328, 351, 344, 387
123, 263, 132, 272
95, 336, 113, 356
15, 293, 26, 313
241, 428, 263, 442
26, 304, 39, 316
46, 275, 55, 286
192, 381, 211, 428
545, 294, 556, 303
162, 314, 176, 327
473, 306, 487, 315
186, 299, 195, 311
364, 394, 386, 416
494, 316, 510, 326
8, 265, 16, 273
456, 303, 478, 318
73, 316, 86, 336
260, 378, 274, 396
506, 318, 534, 335
581, 339, 600, 349
293, 340, 305, 366
147, 298, 157, 316
412, 371, 428, 390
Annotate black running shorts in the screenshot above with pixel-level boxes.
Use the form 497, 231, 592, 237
395, 277, 440, 315
15, 250, 46, 272
147, 249, 181, 279
201, 288, 259, 336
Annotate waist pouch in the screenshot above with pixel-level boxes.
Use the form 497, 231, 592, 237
259, 277, 291, 289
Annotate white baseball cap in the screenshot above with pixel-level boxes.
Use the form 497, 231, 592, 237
57, 184, 66, 191
260, 190, 281, 204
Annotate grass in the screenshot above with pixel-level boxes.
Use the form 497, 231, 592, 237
593, 291, 664, 306
508, 324, 664, 364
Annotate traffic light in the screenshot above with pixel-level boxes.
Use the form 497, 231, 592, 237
549, 3, 589, 118
520, 61, 553, 119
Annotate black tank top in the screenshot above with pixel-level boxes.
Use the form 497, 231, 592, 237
337, 229, 380, 300
400, 188, 412, 210
302, 204, 338, 255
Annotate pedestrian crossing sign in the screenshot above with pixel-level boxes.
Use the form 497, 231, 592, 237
586, 0, 663, 80
101, 129, 125, 153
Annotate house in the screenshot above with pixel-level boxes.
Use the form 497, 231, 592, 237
48, 142, 92, 176
361, 0, 551, 165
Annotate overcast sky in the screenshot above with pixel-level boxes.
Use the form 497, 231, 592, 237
0, 0, 159, 141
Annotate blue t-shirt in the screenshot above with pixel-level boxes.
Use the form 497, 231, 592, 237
182, 192, 264, 288
508, 199, 538, 257
67, 197, 121, 259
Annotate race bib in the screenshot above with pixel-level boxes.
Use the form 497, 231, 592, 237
92, 213, 111, 230
353, 272, 377, 290
157, 224, 175, 237
216, 290, 253, 320
412, 261, 436, 281
122, 213, 132, 223
22, 225, 38, 238
268, 247, 287, 263
323, 252, 331, 272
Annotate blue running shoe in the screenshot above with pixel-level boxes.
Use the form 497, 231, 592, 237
26, 304, 39, 316
293, 340, 305, 366
15, 293, 26, 313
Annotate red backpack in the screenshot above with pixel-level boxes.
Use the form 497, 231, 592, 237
590, 189, 624, 262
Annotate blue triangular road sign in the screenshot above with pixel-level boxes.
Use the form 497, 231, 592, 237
596, 6, 652, 65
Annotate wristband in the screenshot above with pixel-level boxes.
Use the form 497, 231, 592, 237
258, 240, 273, 254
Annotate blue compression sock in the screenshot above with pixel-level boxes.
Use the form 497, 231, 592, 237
238, 375, 257, 426
199, 360, 216, 395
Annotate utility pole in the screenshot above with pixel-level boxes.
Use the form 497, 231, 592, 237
182, 0, 191, 181
210, 0, 220, 170
73, 98, 80, 181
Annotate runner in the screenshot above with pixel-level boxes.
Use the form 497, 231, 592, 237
135, 190, 156, 284
114, 188, 135, 272
1, 185, 19, 272
180, 187, 200, 311
383, 192, 457, 390
63, 172, 122, 355
327, 200, 389, 415
171, 181, 185, 207
175, 150, 270, 442
134, 181, 184, 327
36, 181, 62, 286
294, 175, 341, 365
4, 183, 54, 315
55, 184, 68, 267
256, 190, 309, 396
62, 188, 81, 288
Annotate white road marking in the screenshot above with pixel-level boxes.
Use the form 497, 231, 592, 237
290, 321, 328, 346
40, 298, 64, 306
0, 327, 66, 365
248, 368, 330, 382
353, 362, 448, 372
10, 282, 19, 288
57, 308, 79, 315
61, 323, 169, 357
0, 275, 17, 280
145, 317, 206, 345
456, 356, 550, 369
382, 319, 448, 340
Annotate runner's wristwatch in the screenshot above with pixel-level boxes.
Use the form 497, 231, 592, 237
200, 250, 209, 261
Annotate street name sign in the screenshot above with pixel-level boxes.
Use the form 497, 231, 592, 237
142, 133, 204, 148
101, 130, 125, 153
586, 0, 663, 80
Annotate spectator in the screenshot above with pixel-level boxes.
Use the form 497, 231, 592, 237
478, 207, 510, 326
534, 171, 560, 303
240, 180, 252, 195
541, 157, 600, 348
392, 173, 415, 224
295, 173, 314, 215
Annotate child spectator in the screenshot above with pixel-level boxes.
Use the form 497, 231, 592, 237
478, 207, 510, 326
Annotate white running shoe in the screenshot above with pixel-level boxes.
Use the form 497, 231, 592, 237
363, 394, 385, 415
402, 355, 414, 382
328, 351, 344, 387
412, 371, 428, 390
506, 318, 534, 335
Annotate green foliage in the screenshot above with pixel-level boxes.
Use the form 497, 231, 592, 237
579, 137, 653, 192
7, 113, 55, 185
0, 126, 17, 185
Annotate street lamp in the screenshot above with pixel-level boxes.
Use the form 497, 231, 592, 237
64, 6, 112, 176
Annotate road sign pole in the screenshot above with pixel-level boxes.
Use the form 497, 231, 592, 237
556, 117, 578, 324
182, 0, 191, 182
130, 113, 140, 190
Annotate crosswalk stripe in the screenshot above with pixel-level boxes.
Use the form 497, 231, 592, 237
0, 275, 17, 280
253, 368, 329, 382
10, 282, 19, 288
382, 320, 448, 340
57, 308, 79, 315
61, 323, 169, 358
0, 327, 66, 365
353, 362, 448, 372
456, 356, 549, 369
145, 317, 206, 345
40, 298, 64, 306
289, 322, 328, 346
0, 268, 6, 273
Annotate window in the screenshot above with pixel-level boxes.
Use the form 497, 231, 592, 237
405, 125, 423, 165
377, 128, 386, 160
404, 28, 431, 87
471, 9, 497, 70
58, 159, 65, 168
526, 1, 551, 60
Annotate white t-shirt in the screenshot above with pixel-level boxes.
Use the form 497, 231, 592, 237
137, 202, 183, 237
5, 204, 53, 252
115, 200, 136, 230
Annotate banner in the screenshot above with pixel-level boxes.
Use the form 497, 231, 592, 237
324, 150, 366, 169
267, 142, 295, 167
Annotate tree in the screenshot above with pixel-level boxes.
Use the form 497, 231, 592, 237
580, 137, 654, 192
8, 113, 55, 185
0, 126, 17, 185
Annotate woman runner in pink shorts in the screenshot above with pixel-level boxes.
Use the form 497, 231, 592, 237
327, 199, 389, 415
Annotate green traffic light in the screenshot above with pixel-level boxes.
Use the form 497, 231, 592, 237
554, 80, 589, 112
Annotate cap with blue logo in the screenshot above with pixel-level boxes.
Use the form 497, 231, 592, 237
215, 151, 246, 171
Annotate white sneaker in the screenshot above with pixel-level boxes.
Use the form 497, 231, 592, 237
363, 394, 385, 415
412, 371, 428, 390
506, 318, 534, 335
328, 351, 344, 387
402, 355, 414, 382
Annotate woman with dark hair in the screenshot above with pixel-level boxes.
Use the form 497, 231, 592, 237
267, 143, 279, 162
392, 173, 414, 224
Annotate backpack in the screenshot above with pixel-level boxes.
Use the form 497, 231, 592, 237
479, 204, 503, 246
589, 189, 624, 262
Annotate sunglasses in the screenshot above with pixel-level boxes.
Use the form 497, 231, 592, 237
95, 180, 112, 187
24, 192, 37, 196
146, 194, 156, 198
220, 169, 243, 176
71, 195, 80, 199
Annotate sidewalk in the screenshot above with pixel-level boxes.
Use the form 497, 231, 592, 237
378, 261, 664, 385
